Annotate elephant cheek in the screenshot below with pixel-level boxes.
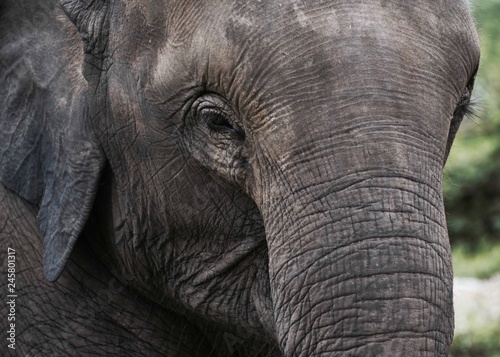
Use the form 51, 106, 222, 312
262, 175, 453, 357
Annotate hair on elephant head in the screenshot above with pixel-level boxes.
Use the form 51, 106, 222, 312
0, 0, 480, 356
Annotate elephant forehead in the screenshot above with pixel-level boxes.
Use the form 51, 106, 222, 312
150, 0, 478, 119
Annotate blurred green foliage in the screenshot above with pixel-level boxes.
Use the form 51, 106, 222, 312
451, 322, 500, 357
453, 242, 500, 278
444, 0, 500, 247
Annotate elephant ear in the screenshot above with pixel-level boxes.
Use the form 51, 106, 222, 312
0, 0, 105, 281
60, 0, 109, 61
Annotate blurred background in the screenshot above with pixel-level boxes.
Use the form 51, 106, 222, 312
445, 0, 500, 355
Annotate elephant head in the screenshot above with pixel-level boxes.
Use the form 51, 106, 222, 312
0, 0, 479, 355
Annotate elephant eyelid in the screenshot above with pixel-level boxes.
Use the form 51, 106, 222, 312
453, 76, 478, 120
194, 94, 245, 140
202, 110, 245, 140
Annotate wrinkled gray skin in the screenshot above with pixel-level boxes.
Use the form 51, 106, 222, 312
0, 0, 479, 356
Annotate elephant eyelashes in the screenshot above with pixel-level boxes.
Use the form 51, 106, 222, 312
453, 73, 477, 120
194, 95, 245, 140
453, 88, 472, 118
205, 111, 241, 136
447, 75, 478, 157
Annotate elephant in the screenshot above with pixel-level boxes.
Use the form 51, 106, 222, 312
0, 0, 480, 355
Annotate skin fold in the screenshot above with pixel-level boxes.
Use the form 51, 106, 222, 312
0, 0, 479, 356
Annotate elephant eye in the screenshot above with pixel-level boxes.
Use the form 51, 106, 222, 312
203, 110, 245, 140
453, 85, 474, 119
446, 73, 478, 161
453, 69, 477, 120
205, 111, 234, 132
193, 94, 245, 141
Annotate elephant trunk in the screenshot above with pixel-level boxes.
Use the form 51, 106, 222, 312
262, 169, 453, 356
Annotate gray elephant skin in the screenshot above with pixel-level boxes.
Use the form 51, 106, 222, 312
0, 0, 479, 356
